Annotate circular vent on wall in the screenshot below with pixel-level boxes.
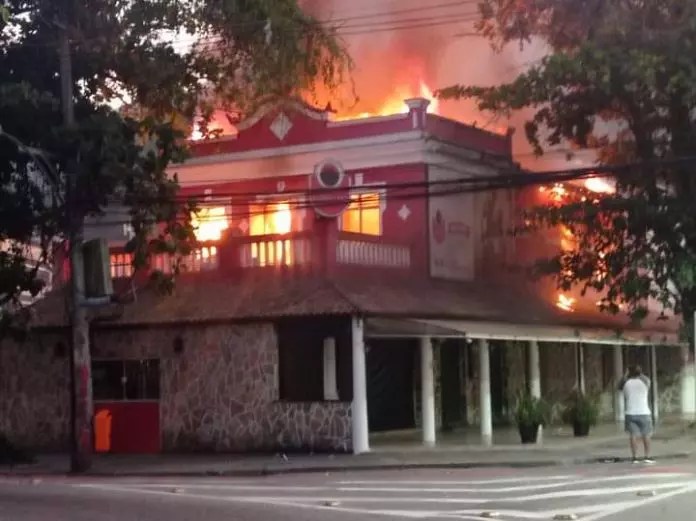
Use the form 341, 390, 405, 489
309, 159, 350, 218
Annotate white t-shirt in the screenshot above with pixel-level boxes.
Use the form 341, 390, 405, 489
623, 376, 651, 416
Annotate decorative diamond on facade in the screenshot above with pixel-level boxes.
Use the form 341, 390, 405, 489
398, 204, 412, 221
270, 112, 292, 141
238, 219, 249, 234
277, 180, 286, 192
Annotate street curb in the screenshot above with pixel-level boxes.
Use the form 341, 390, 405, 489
0, 452, 691, 479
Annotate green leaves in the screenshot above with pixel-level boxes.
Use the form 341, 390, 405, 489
440, 0, 696, 338
0, 0, 349, 321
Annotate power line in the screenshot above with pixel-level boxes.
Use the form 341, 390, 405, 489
78, 155, 692, 228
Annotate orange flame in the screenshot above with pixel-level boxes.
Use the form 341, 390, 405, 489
556, 294, 576, 312
333, 80, 439, 121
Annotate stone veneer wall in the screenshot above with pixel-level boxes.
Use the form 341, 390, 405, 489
92, 323, 352, 452
0, 333, 71, 450
0, 322, 352, 453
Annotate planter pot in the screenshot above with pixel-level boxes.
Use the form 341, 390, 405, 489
573, 421, 590, 437
518, 423, 539, 444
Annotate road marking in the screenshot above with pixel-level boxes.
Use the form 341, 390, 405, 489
337, 475, 577, 485
79, 479, 691, 502
582, 482, 696, 521
337, 473, 689, 486
72, 471, 696, 521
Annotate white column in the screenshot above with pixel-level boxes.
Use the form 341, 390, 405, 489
420, 337, 436, 446
577, 344, 586, 394
613, 345, 625, 423
478, 339, 493, 447
680, 345, 695, 420
528, 341, 541, 398
528, 341, 542, 444
323, 337, 339, 401
351, 317, 369, 454
650, 345, 659, 422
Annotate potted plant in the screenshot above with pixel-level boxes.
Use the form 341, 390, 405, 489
561, 391, 600, 437
514, 392, 549, 444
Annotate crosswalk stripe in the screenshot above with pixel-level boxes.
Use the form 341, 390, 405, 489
72, 471, 696, 521
337, 472, 690, 486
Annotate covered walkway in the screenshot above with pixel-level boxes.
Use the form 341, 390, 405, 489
343, 315, 686, 454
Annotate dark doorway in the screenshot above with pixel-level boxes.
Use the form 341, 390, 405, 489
490, 341, 509, 425
366, 339, 417, 432
440, 340, 464, 430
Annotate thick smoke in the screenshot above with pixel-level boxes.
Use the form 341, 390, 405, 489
301, 0, 568, 170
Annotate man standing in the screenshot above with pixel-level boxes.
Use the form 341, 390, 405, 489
618, 365, 655, 464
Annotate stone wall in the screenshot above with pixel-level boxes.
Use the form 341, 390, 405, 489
0, 333, 71, 450
92, 323, 352, 452
1, 322, 352, 453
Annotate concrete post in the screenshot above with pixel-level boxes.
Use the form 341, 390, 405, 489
528, 340, 542, 443
613, 345, 624, 423
351, 317, 369, 454
479, 339, 493, 447
323, 337, 339, 401
420, 337, 436, 447
576, 343, 586, 394
680, 345, 695, 421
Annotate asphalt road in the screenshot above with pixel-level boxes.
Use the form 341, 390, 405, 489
2, 462, 696, 520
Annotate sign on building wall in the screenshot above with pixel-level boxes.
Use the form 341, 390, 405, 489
428, 166, 475, 281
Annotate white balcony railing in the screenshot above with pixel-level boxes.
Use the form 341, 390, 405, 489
336, 239, 410, 268
239, 236, 312, 268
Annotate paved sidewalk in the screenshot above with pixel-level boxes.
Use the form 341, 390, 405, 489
2, 423, 694, 477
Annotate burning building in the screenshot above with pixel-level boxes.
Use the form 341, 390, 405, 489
0, 92, 685, 456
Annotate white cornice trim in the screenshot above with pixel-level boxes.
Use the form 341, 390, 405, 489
178, 130, 425, 168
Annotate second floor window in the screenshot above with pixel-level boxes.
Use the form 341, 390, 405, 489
192, 206, 229, 242
249, 201, 299, 235
341, 192, 381, 236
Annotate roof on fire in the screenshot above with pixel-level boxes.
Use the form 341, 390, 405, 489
27, 270, 679, 344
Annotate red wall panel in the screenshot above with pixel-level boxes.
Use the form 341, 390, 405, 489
94, 401, 160, 454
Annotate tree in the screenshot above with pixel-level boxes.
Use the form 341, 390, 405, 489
439, 0, 696, 336
0, 0, 349, 470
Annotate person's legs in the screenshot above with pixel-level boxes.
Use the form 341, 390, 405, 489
640, 415, 654, 462
630, 435, 639, 460
625, 416, 640, 461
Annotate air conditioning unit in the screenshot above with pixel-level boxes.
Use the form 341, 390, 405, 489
308, 159, 350, 218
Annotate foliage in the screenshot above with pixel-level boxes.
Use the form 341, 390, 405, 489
560, 391, 600, 426
439, 1, 696, 336
514, 392, 549, 426
0, 0, 349, 319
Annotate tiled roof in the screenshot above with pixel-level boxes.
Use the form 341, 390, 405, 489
28, 270, 678, 337
30, 271, 358, 328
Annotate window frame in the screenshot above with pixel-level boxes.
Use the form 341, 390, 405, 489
92, 358, 161, 403
248, 195, 306, 237
340, 187, 386, 236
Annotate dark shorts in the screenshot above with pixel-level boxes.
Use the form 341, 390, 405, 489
625, 415, 653, 437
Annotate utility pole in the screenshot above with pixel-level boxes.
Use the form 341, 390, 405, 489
59, 22, 93, 473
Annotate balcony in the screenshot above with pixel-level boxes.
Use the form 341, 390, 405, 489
110, 227, 417, 281
218, 226, 416, 276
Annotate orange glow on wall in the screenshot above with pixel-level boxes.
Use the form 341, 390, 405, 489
192, 207, 229, 242
556, 294, 576, 312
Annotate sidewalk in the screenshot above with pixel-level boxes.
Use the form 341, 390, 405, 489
2, 422, 694, 478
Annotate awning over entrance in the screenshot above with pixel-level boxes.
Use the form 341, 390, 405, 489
365, 317, 680, 346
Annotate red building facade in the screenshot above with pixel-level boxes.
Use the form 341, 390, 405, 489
0, 97, 683, 455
